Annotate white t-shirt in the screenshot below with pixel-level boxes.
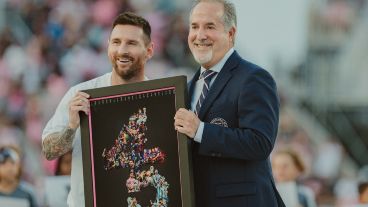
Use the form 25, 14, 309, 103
42, 72, 112, 207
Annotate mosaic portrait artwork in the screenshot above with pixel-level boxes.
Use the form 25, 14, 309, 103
80, 76, 194, 207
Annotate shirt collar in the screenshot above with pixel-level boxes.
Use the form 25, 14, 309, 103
200, 48, 235, 74
108, 72, 149, 86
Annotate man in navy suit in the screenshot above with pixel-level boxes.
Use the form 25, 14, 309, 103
174, 0, 286, 206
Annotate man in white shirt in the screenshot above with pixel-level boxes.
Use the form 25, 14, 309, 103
42, 12, 154, 207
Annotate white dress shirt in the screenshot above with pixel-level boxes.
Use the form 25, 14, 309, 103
191, 48, 234, 143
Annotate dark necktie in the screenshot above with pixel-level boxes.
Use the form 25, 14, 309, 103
195, 70, 217, 115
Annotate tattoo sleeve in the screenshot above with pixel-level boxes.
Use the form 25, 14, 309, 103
42, 127, 76, 160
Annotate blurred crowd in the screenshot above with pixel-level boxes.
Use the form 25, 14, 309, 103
273, 103, 368, 207
0, 0, 367, 206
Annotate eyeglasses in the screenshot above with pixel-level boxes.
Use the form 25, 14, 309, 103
0, 148, 20, 164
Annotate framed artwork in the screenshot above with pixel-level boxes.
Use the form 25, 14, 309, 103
80, 76, 194, 207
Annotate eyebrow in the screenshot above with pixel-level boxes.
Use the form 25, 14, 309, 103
127, 40, 139, 43
206, 22, 216, 26
191, 22, 216, 26
110, 38, 121, 42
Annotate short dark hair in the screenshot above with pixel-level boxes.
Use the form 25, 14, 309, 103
112, 12, 151, 44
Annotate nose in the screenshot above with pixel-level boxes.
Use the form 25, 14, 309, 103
117, 44, 128, 54
195, 27, 207, 41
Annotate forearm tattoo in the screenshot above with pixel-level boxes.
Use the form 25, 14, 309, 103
42, 127, 76, 160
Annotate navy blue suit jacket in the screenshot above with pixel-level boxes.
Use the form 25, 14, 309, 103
188, 51, 285, 207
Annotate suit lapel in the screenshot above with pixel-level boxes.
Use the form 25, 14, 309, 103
188, 69, 201, 103
198, 51, 241, 119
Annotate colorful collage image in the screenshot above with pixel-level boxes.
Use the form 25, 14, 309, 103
102, 108, 169, 207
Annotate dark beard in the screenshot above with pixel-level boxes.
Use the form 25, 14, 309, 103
112, 55, 144, 81
118, 64, 139, 80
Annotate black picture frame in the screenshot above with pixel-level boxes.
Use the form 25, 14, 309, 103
80, 76, 194, 207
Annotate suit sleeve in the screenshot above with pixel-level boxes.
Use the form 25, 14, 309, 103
199, 69, 279, 161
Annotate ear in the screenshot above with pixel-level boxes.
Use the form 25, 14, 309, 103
107, 39, 110, 51
228, 26, 236, 45
146, 42, 154, 60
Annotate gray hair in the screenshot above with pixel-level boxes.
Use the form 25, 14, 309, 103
190, 0, 237, 31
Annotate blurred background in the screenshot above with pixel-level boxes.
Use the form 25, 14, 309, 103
0, 0, 367, 206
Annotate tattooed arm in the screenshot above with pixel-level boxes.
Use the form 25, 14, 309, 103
42, 127, 76, 160
42, 91, 90, 160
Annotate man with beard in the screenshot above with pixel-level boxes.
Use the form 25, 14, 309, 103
174, 0, 285, 206
42, 12, 153, 207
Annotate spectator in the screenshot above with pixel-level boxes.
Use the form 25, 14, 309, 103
272, 148, 317, 207
0, 145, 38, 207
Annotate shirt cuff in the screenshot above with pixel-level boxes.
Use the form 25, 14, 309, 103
193, 121, 204, 143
